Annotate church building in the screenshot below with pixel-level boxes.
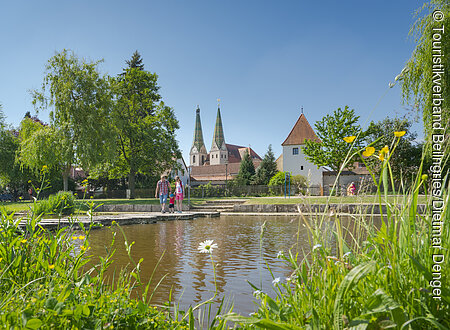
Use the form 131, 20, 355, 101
189, 105, 262, 186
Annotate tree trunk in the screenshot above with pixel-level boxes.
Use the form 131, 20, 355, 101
128, 169, 136, 199
62, 165, 70, 191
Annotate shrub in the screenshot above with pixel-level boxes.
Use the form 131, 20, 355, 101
33, 191, 76, 216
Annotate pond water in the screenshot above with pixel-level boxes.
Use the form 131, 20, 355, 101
87, 215, 327, 316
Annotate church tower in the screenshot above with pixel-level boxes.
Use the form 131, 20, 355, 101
210, 105, 228, 165
190, 106, 207, 166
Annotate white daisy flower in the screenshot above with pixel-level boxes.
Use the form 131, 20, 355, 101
272, 277, 281, 285
312, 244, 322, 251
276, 251, 284, 259
253, 290, 262, 298
198, 240, 218, 254
343, 252, 351, 258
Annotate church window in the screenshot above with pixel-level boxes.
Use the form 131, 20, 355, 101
202, 155, 205, 164
301, 165, 304, 170
193, 155, 196, 163
293, 147, 299, 155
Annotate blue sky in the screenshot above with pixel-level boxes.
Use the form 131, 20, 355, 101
0, 0, 425, 162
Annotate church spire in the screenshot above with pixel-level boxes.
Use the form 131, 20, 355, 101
212, 105, 225, 149
192, 105, 205, 150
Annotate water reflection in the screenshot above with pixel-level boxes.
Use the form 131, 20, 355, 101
86, 215, 318, 315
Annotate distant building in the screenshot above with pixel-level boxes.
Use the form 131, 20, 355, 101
280, 113, 323, 186
189, 105, 262, 186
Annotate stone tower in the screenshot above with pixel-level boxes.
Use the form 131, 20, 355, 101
190, 106, 207, 166
210, 106, 228, 165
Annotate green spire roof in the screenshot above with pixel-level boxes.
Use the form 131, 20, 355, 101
212, 107, 225, 149
192, 106, 205, 150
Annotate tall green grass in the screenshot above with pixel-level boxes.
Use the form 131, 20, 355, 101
222, 139, 449, 328
0, 201, 187, 328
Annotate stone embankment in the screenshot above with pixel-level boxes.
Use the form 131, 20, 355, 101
230, 203, 426, 215
18, 211, 219, 231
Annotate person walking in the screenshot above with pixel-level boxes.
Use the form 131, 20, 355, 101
155, 175, 172, 213
175, 176, 184, 213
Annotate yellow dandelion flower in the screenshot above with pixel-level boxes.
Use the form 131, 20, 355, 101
21, 239, 27, 244
379, 146, 389, 161
0, 258, 3, 262
80, 246, 86, 251
72, 236, 78, 240
78, 235, 85, 240
362, 146, 375, 157
394, 131, 406, 137
343, 136, 356, 143
48, 264, 55, 269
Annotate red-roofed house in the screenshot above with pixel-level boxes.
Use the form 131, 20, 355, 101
280, 112, 323, 186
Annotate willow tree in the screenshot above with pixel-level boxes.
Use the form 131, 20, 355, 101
105, 52, 180, 198
401, 0, 450, 145
30, 50, 114, 190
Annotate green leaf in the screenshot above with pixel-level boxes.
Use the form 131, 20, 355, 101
333, 261, 376, 330
25, 318, 43, 329
82, 304, 90, 317
221, 313, 301, 330
188, 307, 194, 330
362, 289, 400, 315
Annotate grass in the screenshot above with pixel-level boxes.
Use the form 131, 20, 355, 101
0, 202, 188, 328
219, 137, 449, 328
2, 195, 428, 215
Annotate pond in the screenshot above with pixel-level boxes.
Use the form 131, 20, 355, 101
87, 215, 331, 316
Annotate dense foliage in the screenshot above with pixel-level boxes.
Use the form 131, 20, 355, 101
253, 145, 278, 185
303, 106, 362, 173
364, 117, 424, 184
30, 50, 114, 191
0, 204, 187, 328
101, 51, 180, 199
235, 151, 256, 185
401, 0, 450, 145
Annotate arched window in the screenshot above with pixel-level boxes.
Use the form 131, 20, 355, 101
193, 155, 196, 163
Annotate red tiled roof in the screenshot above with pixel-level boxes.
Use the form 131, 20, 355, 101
226, 144, 262, 163
190, 159, 262, 181
282, 114, 320, 146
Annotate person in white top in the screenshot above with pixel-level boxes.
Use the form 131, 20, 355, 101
175, 176, 184, 213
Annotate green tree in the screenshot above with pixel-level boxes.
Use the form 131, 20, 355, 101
126, 50, 145, 70
236, 151, 256, 185
0, 110, 39, 197
401, 0, 450, 144
0, 106, 20, 192
364, 117, 424, 183
103, 52, 180, 198
253, 144, 278, 185
31, 50, 114, 190
303, 106, 362, 173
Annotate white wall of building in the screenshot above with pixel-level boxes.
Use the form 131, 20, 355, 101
282, 145, 323, 186
171, 158, 189, 187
